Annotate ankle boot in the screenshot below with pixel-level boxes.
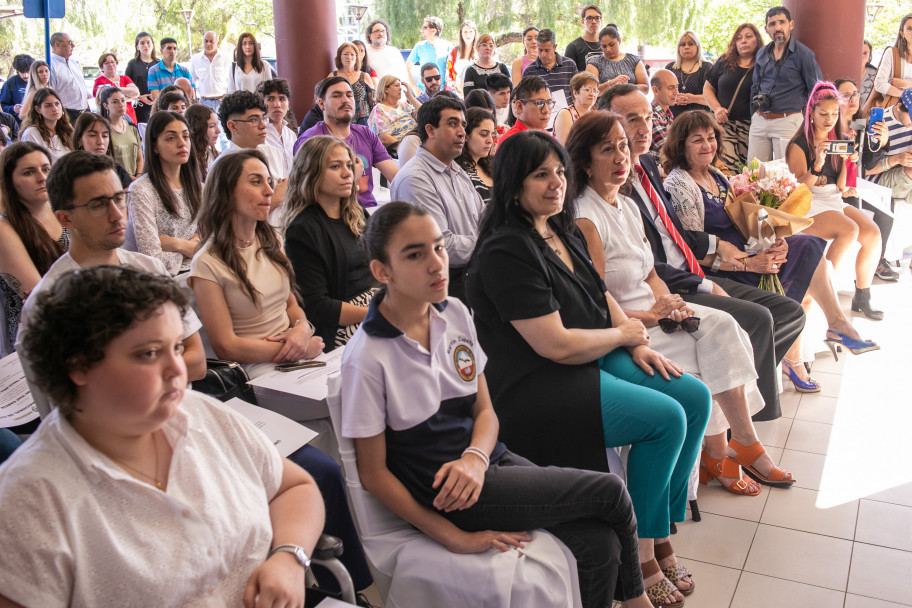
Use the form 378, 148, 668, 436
851, 282, 883, 320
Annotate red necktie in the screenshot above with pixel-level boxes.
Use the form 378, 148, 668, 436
634, 165, 705, 278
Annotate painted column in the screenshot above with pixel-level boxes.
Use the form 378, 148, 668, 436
785, 0, 867, 84
273, 0, 338, 126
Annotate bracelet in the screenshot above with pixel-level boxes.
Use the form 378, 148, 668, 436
462, 446, 490, 469
882, 157, 889, 172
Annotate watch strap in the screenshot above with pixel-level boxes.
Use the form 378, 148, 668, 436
269, 544, 311, 569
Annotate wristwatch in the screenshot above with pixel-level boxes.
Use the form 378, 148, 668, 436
711, 256, 722, 271
269, 544, 312, 569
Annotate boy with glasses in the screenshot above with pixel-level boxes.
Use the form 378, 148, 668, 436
500, 76, 554, 142
564, 5, 604, 72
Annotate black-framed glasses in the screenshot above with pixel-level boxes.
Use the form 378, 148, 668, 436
842, 92, 860, 101
63, 191, 130, 217
520, 98, 557, 110
583, 15, 602, 21
232, 115, 267, 125
424, 75, 441, 82
370, 28, 386, 35
658, 316, 701, 334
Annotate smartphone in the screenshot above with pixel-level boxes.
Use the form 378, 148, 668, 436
868, 107, 884, 136
275, 360, 327, 372
824, 140, 855, 155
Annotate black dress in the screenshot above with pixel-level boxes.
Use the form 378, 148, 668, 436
666, 60, 713, 117
125, 58, 156, 124
466, 220, 612, 473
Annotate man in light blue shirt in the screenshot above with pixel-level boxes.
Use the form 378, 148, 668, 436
49, 32, 90, 123
147, 37, 195, 100
405, 16, 452, 95
390, 95, 482, 303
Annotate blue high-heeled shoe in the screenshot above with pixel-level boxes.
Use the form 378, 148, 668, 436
781, 359, 821, 393
824, 330, 880, 362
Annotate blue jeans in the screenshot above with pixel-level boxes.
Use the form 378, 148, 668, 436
287, 445, 372, 591
445, 450, 644, 607
598, 349, 711, 538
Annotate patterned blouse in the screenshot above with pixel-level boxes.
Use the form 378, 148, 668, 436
368, 101, 417, 141
587, 53, 642, 84
126, 175, 197, 276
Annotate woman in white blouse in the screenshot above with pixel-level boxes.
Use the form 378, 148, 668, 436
227, 32, 276, 94
125, 111, 201, 276
1, 264, 323, 607
19, 88, 73, 163
872, 15, 912, 100
567, 111, 795, 498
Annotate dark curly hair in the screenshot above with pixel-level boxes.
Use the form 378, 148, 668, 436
218, 90, 266, 141
661, 110, 723, 175
721, 23, 763, 71
455, 107, 495, 176
21, 265, 189, 416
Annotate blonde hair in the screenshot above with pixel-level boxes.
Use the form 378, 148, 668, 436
375, 74, 400, 104
672, 30, 704, 70
284, 136, 365, 237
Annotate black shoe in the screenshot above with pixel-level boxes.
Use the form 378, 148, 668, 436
875, 258, 899, 281
851, 282, 884, 320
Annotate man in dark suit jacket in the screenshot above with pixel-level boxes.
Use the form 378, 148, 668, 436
600, 84, 805, 421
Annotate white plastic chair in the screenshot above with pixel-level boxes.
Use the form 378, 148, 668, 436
326, 373, 582, 608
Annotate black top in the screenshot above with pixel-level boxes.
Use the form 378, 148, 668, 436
666, 60, 713, 117
564, 37, 602, 72
299, 106, 323, 136
461, 62, 510, 97
792, 130, 840, 185
465, 167, 492, 206
465, 221, 612, 473
115, 163, 132, 189
705, 62, 754, 122
125, 58, 156, 123
284, 204, 375, 350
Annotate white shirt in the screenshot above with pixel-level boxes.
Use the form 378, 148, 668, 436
19, 126, 70, 162
265, 121, 296, 175
227, 64, 274, 94
364, 44, 408, 81
49, 53, 89, 110
0, 391, 284, 608
222, 141, 287, 179
18, 249, 204, 417
189, 50, 230, 98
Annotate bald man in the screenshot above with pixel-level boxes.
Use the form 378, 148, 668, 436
650, 68, 679, 161
190, 31, 229, 107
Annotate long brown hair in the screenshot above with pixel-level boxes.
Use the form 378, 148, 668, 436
456, 21, 478, 61
197, 149, 296, 307
0, 142, 65, 275
722, 23, 763, 71
895, 14, 912, 62
284, 136, 364, 236
185, 104, 219, 181
23, 88, 73, 150
143, 111, 202, 219
235, 32, 266, 73
72, 113, 115, 161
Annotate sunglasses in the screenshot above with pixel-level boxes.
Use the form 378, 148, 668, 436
424, 75, 441, 82
658, 316, 701, 334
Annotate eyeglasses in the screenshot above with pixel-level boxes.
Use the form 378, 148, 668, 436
64, 192, 130, 216
520, 98, 557, 110
657, 316, 701, 334
424, 75, 441, 82
477, 43, 494, 49
370, 29, 386, 35
842, 92, 860, 101
579, 87, 598, 95
583, 15, 602, 21
232, 115, 267, 125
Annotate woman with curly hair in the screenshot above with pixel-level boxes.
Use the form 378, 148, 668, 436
19, 88, 72, 162
454, 107, 495, 205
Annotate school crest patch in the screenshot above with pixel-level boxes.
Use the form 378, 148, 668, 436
453, 345, 476, 381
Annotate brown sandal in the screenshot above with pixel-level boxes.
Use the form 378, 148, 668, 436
654, 541, 695, 596
729, 439, 796, 488
641, 559, 685, 608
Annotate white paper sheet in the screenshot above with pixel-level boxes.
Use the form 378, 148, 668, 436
223, 397, 318, 457
315, 598, 355, 608
246, 346, 345, 401
547, 89, 568, 130
856, 178, 895, 217
0, 353, 40, 428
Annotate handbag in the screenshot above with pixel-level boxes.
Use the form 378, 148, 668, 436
862, 46, 901, 115
191, 358, 258, 404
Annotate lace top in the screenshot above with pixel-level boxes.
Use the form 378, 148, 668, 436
126, 175, 197, 275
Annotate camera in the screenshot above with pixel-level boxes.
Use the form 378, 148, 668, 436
752, 93, 771, 110
824, 140, 855, 155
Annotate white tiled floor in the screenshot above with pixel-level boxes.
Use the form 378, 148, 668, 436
676, 261, 912, 607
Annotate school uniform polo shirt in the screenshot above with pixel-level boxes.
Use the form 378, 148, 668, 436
340, 295, 505, 508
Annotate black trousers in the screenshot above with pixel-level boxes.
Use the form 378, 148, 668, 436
685, 277, 805, 421
844, 196, 893, 259
65, 108, 85, 124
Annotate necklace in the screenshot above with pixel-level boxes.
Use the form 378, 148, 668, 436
541, 230, 563, 255
109, 432, 164, 491
236, 236, 254, 248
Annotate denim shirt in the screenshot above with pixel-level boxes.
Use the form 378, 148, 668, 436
750, 36, 822, 114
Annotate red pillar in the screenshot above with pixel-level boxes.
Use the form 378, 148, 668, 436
785, 0, 867, 84
273, 0, 338, 124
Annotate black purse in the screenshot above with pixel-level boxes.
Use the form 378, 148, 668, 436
192, 359, 258, 404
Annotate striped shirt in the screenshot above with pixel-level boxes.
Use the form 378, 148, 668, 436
522, 54, 578, 105
881, 107, 912, 157
147, 60, 194, 92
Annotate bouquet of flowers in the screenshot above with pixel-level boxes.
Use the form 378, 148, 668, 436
725, 159, 815, 294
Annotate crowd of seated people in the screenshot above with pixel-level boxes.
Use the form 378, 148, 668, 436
1, 7, 911, 607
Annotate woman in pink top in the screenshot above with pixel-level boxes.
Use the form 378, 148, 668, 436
93, 52, 140, 125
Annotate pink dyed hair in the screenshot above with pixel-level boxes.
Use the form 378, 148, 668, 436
802, 81, 845, 171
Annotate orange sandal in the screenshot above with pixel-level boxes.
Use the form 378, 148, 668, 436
641, 559, 685, 608
729, 439, 796, 488
699, 449, 761, 496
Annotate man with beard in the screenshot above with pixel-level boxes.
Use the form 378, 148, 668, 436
294, 77, 398, 208
17, 151, 206, 416
416, 63, 443, 103
364, 19, 408, 82
390, 95, 482, 303
747, 6, 822, 162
